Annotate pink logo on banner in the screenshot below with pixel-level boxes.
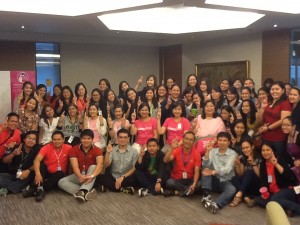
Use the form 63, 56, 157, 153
10, 71, 36, 111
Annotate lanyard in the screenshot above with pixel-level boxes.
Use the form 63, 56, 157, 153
53, 148, 64, 166
182, 149, 193, 167
18, 151, 29, 169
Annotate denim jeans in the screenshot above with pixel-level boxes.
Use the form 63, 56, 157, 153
0, 172, 34, 193
201, 175, 236, 208
231, 169, 260, 197
256, 188, 300, 216
166, 178, 194, 196
58, 165, 96, 195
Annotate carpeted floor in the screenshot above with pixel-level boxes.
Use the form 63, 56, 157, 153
0, 190, 299, 225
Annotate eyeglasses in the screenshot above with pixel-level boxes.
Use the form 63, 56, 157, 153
26, 136, 37, 142
118, 136, 129, 139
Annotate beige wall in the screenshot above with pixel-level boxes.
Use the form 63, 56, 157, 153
60, 42, 159, 93
182, 33, 262, 89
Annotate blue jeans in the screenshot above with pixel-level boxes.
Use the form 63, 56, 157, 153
0, 172, 34, 193
231, 169, 260, 197
256, 188, 300, 215
201, 175, 236, 208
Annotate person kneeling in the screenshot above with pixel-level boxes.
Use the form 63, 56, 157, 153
163, 131, 201, 197
58, 129, 103, 202
134, 138, 165, 197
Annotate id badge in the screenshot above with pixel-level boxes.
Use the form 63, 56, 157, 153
16, 169, 22, 178
178, 123, 182, 130
68, 135, 74, 144
182, 172, 187, 179
267, 175, 272, 183
81, 170, 86, 175
57, 166, 62, 171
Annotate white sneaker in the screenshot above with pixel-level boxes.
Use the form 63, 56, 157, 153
85, 188, 97, 201
201, 194, 212, 204
138, 188, 148, 197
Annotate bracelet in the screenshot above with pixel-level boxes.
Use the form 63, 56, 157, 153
90, 174, 95, 178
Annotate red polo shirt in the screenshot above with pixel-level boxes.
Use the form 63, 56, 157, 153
171, 146, 201, 179
69, 144, 103, 172
39, 143, 72, 174
0, 127, 21, 159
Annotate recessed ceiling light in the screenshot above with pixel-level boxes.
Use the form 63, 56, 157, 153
21, 25, 25, 29
206, 0, 300, 14
0, 0, 163, 16
274, 24, 278, 28
98, 6, 264, 34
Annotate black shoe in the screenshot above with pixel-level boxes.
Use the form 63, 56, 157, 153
35, 189, 45, 202
122, 187, 135, 195
163, 190, 175, 198
22, 187, 36, 198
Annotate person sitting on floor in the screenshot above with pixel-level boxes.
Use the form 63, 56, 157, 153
163, 131, 201, 197
201, 131, 237, 214
98, 128, 138, 194
0, 131, 39, 194
58, 129, 103, 202
23, 131, 72, 202
134, 138, 166, 197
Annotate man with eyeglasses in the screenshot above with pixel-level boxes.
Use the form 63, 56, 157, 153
98, 128, 138, 194
163, 131, 201, 198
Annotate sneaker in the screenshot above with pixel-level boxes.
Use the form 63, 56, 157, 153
85, 188, 97, 201
122, 187, 135, 195
35, 189, 45, 202
74, 190, 85, 202
22, 186, 36, 198
201, 194, 212, 204
163, 190, 175, 198
203, 200, 219, 214
0, 188, 9, 196
138, 188, 148, 197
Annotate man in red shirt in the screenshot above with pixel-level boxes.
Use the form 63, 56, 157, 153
23, 131, 72, 202
163, 131, 201, 197
58, 129, 103, 202
0, 112, 21, 172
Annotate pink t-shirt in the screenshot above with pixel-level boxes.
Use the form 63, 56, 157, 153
195, 116, 226, 138
134, 117, 157, 145
163, 117, 190, 145
89, 118, 100, 143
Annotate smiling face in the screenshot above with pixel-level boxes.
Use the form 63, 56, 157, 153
6, 116, 19, 130
192, 93, 201, 105
77, 85, 86, 97
258, 90, 268, 102
171, 86, 180, 99
241, 89, 251, 100
270, 84, 284, 100
146, 89, 154, 101
220, 109, 230, 120
157, 86, 167, 97
92, 91, 101, 102
53, 86, 61, 97
23, 83, 34, 96
211, 89, 221, 101
166, 79, 174, 89
121, 82, 129, 92
241, 101, 250, 114
139, 106, 149, 118
172, 105, 183, 118
281, 118, 294, 134
241, 141, 253, 157
288, 88, 300, 105
37, 87, 46, 97
244, 80, 254, 89
24, 133, 37, 148
147, 140, 159, 156
63, 89, 71, 99
226, 91, 236, 101
45, 106, 54, 118
68, 105, 78, 117
26, 99, 37, 111
200, 81, 207, 92
108, 90, 115, 102
88, 105, 98, 117
188, 75, 197, 87
127, 90, 136, 101
204, 102, 215, 116
233, 80, 242, 89
261, 144, 274, 160
99, 81, 108, 91
182, 133, 195, 150
81, 135, 93, 149
234, 122, 245, 136
114, 107, 123, 119
52, 133, 64, 148
220, 80, 229, 91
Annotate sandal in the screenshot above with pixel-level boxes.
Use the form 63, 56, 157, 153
229, 196, 242, 207
244, 197, 256, 208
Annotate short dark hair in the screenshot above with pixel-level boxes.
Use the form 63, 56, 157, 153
183, 131, 196, 140
52, 130, 64, 139
22, 130, 38, 142
217, 132, 231, 141
7, 112, 19, 120
80, 129, 94, 139
147, 138, 159, 146
117, 128, 129, 137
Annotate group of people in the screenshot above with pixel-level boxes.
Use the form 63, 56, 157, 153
0, 74, 300, 217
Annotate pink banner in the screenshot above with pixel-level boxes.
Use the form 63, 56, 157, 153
10, 71, 36, 111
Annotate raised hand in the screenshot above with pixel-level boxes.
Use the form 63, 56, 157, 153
167, 95, 172, 106
121, 114, 126, 127
234, 155, 241, 166
106, 102, 111, 113
17, 91, 23, 102
131, 109, 136, 122
107, 113, 113, 127
270, 153, 278, 166
157, 108, 162, 120
58, 99, 64, 108
139, 145, 146, 157
13, 143, 22, 156
171, 137, 179, 149
106, 141, 113, 153
137, 76, 143, 85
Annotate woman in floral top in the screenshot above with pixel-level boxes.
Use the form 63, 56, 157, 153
18, 97, 39, 134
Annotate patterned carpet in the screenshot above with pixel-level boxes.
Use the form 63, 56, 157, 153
0, 190, 299, 225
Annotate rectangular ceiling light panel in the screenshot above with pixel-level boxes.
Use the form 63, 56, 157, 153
98, 6, 264, 34
206, 0, 300, 14
0, 0, 163, 16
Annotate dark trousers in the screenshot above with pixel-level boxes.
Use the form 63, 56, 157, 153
32, 163, 65, 192
166, 178, 194, 196
99, 173, 135, 192
134, 170, 158, 193
0, 171, 35, 193
231, 169, 260, 197
256, 188, 300, 215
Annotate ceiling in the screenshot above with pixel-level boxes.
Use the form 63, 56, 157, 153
1, 0, 300, 46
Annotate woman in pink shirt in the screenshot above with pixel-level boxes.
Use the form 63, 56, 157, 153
131, 103, 158, 153
157, 101, 190, 153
